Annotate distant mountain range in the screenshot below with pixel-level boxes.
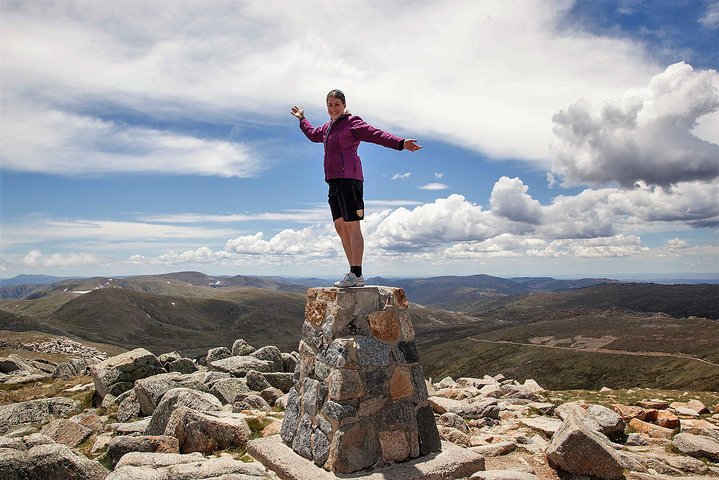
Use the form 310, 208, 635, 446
1, 271, 717, 390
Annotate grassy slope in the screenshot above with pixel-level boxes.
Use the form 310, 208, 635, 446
419, 337, 719, 391
43, 287, 307, 357
2, 276, 717, 391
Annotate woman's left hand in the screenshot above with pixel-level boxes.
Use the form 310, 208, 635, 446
405, 139, 422, 152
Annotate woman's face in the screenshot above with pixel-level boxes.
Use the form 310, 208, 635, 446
327, 96, 345, 121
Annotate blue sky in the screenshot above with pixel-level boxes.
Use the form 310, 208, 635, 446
1, 0, 718, 279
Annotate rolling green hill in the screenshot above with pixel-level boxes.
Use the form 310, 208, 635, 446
43, 287, 307, 357
1, 272, 717, 391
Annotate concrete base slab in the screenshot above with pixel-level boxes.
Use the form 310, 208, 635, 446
248, 436, 485, 480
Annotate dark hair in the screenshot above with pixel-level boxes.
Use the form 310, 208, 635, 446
326, 89, 346, 105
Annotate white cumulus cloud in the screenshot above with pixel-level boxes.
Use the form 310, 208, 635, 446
699, 1, 719, 28
0, 103, 262, 177
551, 62, 719, 187
489, 177, 543, 224
21, 250, 103, 268
419, 183, 449, 190
0, 0, 673, 174
390, 172, 412, 180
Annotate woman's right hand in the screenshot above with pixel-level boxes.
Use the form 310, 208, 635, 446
291, 106, 304, 119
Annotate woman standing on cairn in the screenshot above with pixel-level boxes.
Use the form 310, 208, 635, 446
291, 89, 422, 287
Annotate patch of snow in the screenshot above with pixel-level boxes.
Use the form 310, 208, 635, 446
72, 290, 91, 294
171, 301, 176, 306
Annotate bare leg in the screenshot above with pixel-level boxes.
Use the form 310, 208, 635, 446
334, 219, 364, 268
347, 221, 364, 266
334, 218, 353, 265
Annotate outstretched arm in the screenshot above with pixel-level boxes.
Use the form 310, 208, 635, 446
291, 105, 325, 143
349, 116, 421, 152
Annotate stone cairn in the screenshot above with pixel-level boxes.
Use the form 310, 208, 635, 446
280, 286, 441, 474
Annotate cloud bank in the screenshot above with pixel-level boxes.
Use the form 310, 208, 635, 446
0, 0, 681, 176
551, 62, 719, 187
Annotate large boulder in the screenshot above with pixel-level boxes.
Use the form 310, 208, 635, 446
250, 346, 283, 372
673, 432, 719, 462
116, 390, 142, 423
0, 442, 109, 479
106, 435, 179, 467
245, 370, 271, 391
52, 358, 88, 379
232, 338, 256, 356
164, 406, 251, 454
40, 419, 93, 447
144, 388, 222, 436
0, 397, 81, 434
262, 372, 295, 392
233, 394, 272, 412
91, 348, 165, 398
209, 355, 274, 377
206, 347, 232, 364
107, 452, 270, 480
429, 396, 498, 419
133, 372, 209, 416
209, 377, 250, 404
546, 413, 625, 480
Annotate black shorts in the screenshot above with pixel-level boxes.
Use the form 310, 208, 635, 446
327, 179, 364, 222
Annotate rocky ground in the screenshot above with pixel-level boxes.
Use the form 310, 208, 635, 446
1, 334, 718, 480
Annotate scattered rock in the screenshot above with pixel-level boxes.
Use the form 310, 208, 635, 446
472, 472, 539, 480
628, 417, 674, 439
246, 369, 272, 391
438, 425, 471, 446
209, 377, 250, 404
586, 404, 624, 434
546, 413, 625, 480
655, 410, 680, 429
687, 399, 709, 414
625, 432, 649, 446
0, 442, 108, 479
429, 396, 497, 419
112, 418, 151, 436
134, 372, 208, 416
232, 338, 256, 356
164, 406, 251, 454
107, 451, 271, 479
233, 393, 272, 412
438, 412, 469, 433
116, 389, 142, 423
470, 440, 516, 457
262, 371, 296, 392
680, 418, 719, 441
144, 387, 222, 436
673, 432, 719, 462
636, 399, 669, 410
107, 434, 179, 467
91, 348, 165, 398
251, 345, 284, 372
209, 355, 274, 377
670, 401, 701, 417
91, 432, 113, 455
612, 403, 650, 422
0, 397, 82, 434
520, 417, 563, 437
52, 357, 88, 379
206, 347, 232, 364
165, 358, 197, 374
40, 418, 93, 447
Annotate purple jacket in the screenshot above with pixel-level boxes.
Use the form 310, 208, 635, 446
299, 114, 404, 181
